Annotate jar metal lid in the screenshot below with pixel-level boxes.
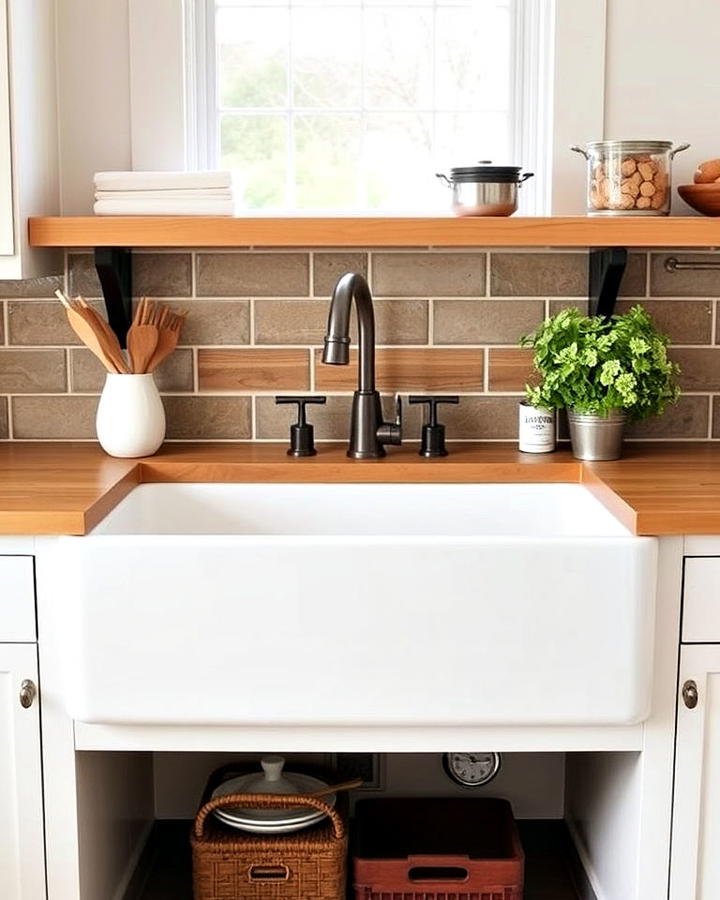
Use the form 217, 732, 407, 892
584, 140, 674, 154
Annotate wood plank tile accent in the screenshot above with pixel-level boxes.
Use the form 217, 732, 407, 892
314, 348, 484, 391
198, 349, 310, 391
487, 348, 535, 392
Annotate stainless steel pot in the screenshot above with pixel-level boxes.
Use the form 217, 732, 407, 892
436, 162, 534, 217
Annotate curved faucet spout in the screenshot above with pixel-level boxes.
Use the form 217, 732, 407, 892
321, 272, 401, 459
322, 272, 376, 392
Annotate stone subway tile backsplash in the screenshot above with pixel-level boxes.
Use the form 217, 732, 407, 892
70, 348, 195, 393
627, 395, 710, 440
254, 297, 428, 346
162, 396, 252, 440
0, 349, 67, 394
69, 253, 193, 298
313, 252, 368, 296
12, 395, 98, 439
433, 299, 544, 345
196, 252, 310, 297
491, 253, 586, 297
650, 253, 720, 297
0, 274, 63, 299
372, 252, 486, 297
2, 246, 720, 441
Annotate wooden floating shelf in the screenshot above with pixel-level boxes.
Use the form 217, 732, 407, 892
28, 215, 720, 248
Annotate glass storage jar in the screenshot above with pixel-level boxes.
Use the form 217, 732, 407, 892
571, 140, 689, 216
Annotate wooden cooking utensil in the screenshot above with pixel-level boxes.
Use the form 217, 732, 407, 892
55, 290, 120, 373
147, 309, 186, 372
126, 297, 160, 374
309, 778, 363, 799
70, 296, 130, 374
126, 325, 159, 374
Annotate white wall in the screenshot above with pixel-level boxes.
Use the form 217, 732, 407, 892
604, 0, 720, 214
54, 0, 720, 215
55, 0, 131, 215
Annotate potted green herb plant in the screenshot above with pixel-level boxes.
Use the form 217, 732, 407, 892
520, 305, 680, 460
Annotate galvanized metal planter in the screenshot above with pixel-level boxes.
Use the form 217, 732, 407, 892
567, 409, 627, 461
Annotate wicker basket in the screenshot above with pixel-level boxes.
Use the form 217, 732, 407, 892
192, 791, 348, 900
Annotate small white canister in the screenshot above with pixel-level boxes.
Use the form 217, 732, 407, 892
518, 401, 556, 453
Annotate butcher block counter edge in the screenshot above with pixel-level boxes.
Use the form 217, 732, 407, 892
0, 441, 717, 536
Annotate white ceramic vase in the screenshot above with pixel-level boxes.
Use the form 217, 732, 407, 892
96, 373, 166, 458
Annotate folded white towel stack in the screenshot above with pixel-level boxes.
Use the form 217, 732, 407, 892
93, 171, 237, 216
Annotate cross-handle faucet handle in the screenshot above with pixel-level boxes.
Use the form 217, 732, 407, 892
408, 395, 460, 457
376, 394, 403, 447
275, 396, 327, 457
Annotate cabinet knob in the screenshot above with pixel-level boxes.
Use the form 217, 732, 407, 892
19, 679, 36, 709
682, 679, 699, 710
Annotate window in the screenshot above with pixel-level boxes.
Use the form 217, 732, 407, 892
197, 0, 550, 213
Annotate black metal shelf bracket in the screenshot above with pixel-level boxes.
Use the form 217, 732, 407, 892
94, 248, 132, 348
588, 247, 627, 319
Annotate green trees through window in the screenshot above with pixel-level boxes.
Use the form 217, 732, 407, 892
214, 0, 513, 211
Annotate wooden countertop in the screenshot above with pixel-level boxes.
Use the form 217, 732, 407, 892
1, 441, 719, 536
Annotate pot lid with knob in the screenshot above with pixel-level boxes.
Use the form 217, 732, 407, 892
437, 161, 534, 185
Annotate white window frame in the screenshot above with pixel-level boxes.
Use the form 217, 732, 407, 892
128, 0, 606, 215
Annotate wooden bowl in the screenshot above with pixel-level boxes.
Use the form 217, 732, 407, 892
678, 183, 720, 216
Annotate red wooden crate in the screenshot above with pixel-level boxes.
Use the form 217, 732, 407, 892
352, 798, 524, 900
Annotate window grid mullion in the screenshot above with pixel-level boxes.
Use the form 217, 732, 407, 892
212, 0, 518, 211
286, 6, 295, 209
431, 0, 438, 171
218, 107, 511, 115
359, 0, 367, 209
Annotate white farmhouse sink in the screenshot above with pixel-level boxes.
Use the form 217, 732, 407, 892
57, 483, 657, 727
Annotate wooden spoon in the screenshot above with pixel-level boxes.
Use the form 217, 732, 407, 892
127, 297, 159, 374
309, 778, 363, 799
127, 325, 159, 374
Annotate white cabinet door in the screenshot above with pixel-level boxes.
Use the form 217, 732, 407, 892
0, 557, 36, 642
670, 645, 720, 900
0, 644, 45, 899
683, 557, 720, 642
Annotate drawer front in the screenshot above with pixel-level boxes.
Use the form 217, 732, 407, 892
0, 557, 35, 642
683, 557, 720, 643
